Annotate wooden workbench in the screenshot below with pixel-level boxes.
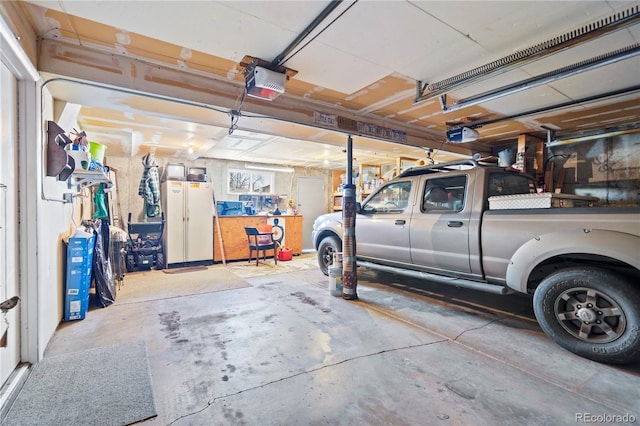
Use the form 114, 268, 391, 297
213, 215, 303, 262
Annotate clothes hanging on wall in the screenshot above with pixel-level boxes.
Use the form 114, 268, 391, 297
93, 183, 109, 219
138, 152, 161, 218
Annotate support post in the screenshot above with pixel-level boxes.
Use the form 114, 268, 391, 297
342, 135, 358, 300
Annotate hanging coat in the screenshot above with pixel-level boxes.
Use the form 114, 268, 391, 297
138, 153, 161, 217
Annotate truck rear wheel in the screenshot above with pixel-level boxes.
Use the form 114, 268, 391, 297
533, 267, 640, 364
317, 235, 341, 276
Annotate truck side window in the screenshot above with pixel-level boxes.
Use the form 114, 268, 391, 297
422, 175, 467, 213
488, 172, 536, 197
361, 181, 412, 214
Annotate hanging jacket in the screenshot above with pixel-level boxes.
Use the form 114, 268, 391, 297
138, 153, 160, 217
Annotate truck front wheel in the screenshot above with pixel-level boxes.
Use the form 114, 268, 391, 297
317, 235, 341, 276
533, 267, 640, 364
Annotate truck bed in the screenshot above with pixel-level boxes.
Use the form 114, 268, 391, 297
480, 207, 640, 284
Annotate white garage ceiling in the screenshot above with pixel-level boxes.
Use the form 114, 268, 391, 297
8, 1, 640, 169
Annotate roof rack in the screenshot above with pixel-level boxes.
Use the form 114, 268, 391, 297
397, 159, 497, 177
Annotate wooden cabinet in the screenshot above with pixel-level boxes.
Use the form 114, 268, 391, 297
213, 215, 303, 262
283, 215, 303, 252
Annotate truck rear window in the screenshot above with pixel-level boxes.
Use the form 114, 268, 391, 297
488, 172, 536, 197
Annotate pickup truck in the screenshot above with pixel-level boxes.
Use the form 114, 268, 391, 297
312, 160, 640, 364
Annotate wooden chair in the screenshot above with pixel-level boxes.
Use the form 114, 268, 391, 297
244, 226, 278, 266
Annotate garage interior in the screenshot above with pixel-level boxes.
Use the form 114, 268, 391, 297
0, 1, 639, 425
19, 0, 640, 235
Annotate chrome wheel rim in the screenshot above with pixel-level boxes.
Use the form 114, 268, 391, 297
554, 287, 626, 343
322, 245, 336, 269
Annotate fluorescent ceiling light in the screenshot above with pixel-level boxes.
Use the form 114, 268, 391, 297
245, 164, 294, 173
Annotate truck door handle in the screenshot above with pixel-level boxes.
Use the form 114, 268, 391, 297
447, 221, 463, 227
395, 220, 406, 225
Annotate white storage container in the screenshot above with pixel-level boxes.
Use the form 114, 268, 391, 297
488, 193, 599, 210
67, 149, 91, 170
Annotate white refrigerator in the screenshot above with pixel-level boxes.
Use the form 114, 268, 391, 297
162, 180, 214, 267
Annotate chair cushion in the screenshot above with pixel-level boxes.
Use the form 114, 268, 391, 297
256, 224, 273, 244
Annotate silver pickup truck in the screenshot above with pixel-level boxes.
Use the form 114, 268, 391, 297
312, 160, 640, 364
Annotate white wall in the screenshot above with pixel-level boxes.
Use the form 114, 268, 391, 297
0, 57, 21, 383
1, 12, 78, 362
105, 153, 331, 229
37, 87, 85, 358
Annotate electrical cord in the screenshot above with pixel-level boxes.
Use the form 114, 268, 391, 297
228, 86, 248, 135
229, 111, 240, 135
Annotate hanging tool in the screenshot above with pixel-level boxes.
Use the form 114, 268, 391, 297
212, 190, 226, 265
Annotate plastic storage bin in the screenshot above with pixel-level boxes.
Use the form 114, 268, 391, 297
88, 141, 106, 163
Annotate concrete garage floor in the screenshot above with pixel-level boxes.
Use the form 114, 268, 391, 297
45, 254, 640, 425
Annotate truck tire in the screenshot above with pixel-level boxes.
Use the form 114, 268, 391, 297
533, 267, 640, 364
317, 235, 341, 276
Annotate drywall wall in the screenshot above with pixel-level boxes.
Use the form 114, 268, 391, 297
104, 154, 330, 230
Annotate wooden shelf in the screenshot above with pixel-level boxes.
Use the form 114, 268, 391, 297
331, 160, 410, 209
71, 170, 111, 189
332, 192, 343, 211
396, 157, 416, 176
358, 164, 381, 201
47, 121, 112, 190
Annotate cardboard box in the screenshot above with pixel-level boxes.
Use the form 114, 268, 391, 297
488, 193, 599, 210
64, 234, 95, 321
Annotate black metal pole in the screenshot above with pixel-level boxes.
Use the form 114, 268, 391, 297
342, 135, 357, 300
271, 0, 343, 68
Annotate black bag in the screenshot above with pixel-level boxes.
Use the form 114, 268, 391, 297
89, 219, 116, 308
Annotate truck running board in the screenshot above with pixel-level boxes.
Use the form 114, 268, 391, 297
357, 261, 513, 295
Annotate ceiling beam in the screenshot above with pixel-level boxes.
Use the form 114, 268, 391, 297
37, 39, 478, 157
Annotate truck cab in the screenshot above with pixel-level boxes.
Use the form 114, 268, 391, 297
313, 160, 535, 280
